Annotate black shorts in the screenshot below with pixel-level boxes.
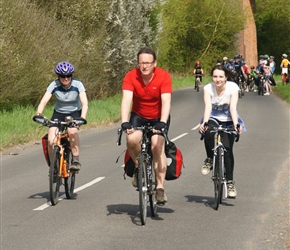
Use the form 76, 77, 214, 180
51, 110, 82, 122
129, 112, 170, 136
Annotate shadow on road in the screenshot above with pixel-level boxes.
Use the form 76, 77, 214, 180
107, 203, 174, 226
184, 195, 234, 210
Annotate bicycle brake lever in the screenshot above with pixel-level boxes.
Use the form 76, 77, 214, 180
117, 128, 122, 146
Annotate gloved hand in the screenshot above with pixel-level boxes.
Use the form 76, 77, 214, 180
154, 121, 167, 131
121, 122, 132, 131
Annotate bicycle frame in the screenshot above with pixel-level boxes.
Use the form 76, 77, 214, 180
53, 125, 71, 178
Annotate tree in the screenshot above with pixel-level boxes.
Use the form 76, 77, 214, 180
158, 0, 246, 73
255, 0, 290, 72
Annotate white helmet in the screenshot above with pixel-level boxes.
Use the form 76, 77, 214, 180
282, 53, 288, 58
223, 57, 228, 61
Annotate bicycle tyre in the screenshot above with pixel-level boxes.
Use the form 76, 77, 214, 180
241, 83, 245, 96
138, 154, 147, 225
149, 166, 157, 217
196, 78, 200, 92
64, 148, 75, 199
49, 146, 61, 205
238, 82, 243, 98
218, 147, 224, 205
213, 147, 223, 210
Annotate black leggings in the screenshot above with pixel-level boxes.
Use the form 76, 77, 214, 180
204, 119, 235, 180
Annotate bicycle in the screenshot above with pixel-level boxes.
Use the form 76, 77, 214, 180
257, 74, 265, 96
200, 122, 240, 210
194, 74, 202, 92
238, 74, 246, 98
33, 115, 87, 205
117, 124, 169, 225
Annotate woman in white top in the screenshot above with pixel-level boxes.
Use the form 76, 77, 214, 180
199, 64, 245, 198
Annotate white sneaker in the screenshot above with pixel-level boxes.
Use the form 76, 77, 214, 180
201, 158, 213, 175
227, 180, 237, 198
264, 92, 270, 96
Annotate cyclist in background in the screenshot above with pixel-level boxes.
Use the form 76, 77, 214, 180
222, 57, 228, 66
249, 65, 259, 91
193, 61, 204, 89
36, 62, 88, 171
256, 55, 264, 73
269, 56, 277, 87
241, 60, 250, 92
280, 54, 289, 85
199, 64, 245, 198
233, 55, 243, 84
261, 58, 271, 95
120, 47, 172, 205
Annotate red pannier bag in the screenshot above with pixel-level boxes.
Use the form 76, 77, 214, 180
124, 149, 135, 177
42, 134, 50, 166
165, 141, 183, 180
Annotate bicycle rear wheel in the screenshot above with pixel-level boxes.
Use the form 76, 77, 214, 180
49, 146, 61, 205
149, 165, 157, 217
138, 154, 147, 225
64, 148, 75, 199
213, 147, 223, 210
196, 78, 200, 92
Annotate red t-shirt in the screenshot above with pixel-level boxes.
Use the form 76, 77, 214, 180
122, 67, 172, 120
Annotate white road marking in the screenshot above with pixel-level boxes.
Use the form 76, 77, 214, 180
171, 133, 188, 141
33, 177, 105, 211
191, 124, 200, 130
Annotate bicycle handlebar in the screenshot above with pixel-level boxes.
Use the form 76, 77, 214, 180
117, 125, 169, 146
200, 122, 240, 142
32, 115, 87, 128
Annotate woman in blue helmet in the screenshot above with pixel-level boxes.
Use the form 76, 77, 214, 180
36, 62, 88, 171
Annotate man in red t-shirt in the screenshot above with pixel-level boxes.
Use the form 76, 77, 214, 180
121, 47, 172, 205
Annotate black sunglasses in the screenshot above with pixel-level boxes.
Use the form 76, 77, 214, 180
59, 74, 72, 78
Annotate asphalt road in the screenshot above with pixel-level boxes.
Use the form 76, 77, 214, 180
1, 87, 289, 250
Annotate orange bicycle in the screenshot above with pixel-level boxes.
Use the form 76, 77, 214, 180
33, 115, 87, 205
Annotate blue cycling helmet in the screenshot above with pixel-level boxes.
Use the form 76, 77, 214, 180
55, 62, 74, 75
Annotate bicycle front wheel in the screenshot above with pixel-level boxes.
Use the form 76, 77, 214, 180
213, 147, 223, 210
149, 166, 157, 217
138, 154, 148, 225
64, 148, 75, 199
49, 146, 62, 205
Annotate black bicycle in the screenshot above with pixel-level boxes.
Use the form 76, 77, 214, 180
33, 115, 87, 205
117, 124, 169, 225
201, 122, 239, 210
257, 74, 265, 96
